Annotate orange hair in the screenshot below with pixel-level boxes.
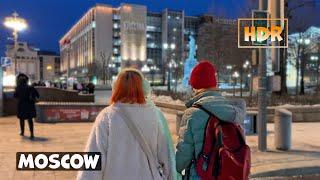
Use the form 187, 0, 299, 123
110, 69, 146, 104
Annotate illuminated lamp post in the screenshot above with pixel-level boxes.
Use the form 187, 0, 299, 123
164, 43, 176, 91
232, 71, 239, 96
297, 38, 310, 95
4, 12, 28, 75
310, 55, 319, 88
150, 65, 157, 86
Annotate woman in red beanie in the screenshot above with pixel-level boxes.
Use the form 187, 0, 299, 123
175, 60, 246, 179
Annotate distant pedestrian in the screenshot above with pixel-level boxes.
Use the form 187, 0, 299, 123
86, 82, 95, 94
73, 83, 77, 91
14, 73, 40, 140
77, 82, 83, 92
78, 69, 173, 180
63, 83, 67, 90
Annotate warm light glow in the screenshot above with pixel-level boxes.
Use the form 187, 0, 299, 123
46, 65, 52, 70
3, 74, 16, 87
4, 13, 27, 32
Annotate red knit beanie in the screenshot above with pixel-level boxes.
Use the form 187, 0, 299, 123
189, 60, 217, 89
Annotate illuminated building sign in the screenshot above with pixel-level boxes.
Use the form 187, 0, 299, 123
120, 4, 147, 64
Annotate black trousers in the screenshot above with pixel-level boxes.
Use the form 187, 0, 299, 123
19, 118, 34, 136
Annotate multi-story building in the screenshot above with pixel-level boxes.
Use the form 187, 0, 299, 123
60, 3, 244, 85
38, 51, 60, 82
5, 42, 39, 85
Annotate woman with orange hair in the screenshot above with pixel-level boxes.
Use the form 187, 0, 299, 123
78, 69, 172, 180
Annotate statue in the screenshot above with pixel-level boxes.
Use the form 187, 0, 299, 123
182, 35, 198, 88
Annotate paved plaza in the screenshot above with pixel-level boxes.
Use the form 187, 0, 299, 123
0, 112, 319, 180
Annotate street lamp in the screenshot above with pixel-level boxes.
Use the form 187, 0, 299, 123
141, 64, 150, 73
150, 65, 157, 86
163, 43, 168, 50
3, 12, 28, 75
170, 43, 176, 50
163, 42, 176, 91
233, 71, 239, 78
297, 38, 311, 95
310, 55, 319, 61
173, 62, 178, 92
232, 71, 239, 96
298, 38, 310, 45
242, 60, 251, 97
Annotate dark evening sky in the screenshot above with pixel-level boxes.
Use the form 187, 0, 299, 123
0, 0, 319, 56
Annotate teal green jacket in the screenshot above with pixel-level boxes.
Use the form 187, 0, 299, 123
175, 90, 246, 179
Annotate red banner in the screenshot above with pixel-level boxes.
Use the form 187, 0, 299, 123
44, 107, 104, 122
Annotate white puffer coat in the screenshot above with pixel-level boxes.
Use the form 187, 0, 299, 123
77, 103, 172, 180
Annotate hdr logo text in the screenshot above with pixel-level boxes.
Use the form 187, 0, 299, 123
244, 26, 283, 42
237, 18, 288, 48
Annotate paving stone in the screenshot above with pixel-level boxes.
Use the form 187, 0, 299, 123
0, 115, 319, 179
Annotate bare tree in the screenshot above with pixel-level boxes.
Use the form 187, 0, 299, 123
197, 23, 229, 80
88, 52, 111, 85
100, 52, 112, 85
278, 0, 317, 95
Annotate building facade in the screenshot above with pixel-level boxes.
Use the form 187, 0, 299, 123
60, 3, 243, 85
38, 51, 60, 82
5, 42, 39, 85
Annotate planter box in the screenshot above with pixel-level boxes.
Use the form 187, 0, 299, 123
36, 102, 107, 123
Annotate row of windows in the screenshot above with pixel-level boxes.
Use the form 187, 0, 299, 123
16, 56, 37, 60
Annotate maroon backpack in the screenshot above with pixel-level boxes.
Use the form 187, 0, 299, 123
193, 104, 251, 180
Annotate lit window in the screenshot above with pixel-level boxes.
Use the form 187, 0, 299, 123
147, 26, 156, 31
46, 65, 52, 70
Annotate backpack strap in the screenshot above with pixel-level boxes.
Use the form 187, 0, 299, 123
193, 103, 246, 145
192, 103, 217, 119
114, 107, 164, 179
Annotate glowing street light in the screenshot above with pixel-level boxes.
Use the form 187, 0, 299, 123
163, 43, 168, 50
3, 12, 28, 75
310, 56, 319, 61
170, 43, 176, 50
298, 38, 311, 45
304, 38, 311, 45
141, 64, 150, 73
233, 71, 239, 78
4, 12, 27, 39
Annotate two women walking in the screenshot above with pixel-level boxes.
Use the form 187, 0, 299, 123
78, 61, 246, 180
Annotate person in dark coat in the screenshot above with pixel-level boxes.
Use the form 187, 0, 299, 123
86, 82, 95, 94
14, 74, 39, 139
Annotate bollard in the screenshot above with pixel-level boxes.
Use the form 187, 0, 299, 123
274, 108, 292, 151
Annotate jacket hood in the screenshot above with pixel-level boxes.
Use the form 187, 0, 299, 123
186, 90, 246, 123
